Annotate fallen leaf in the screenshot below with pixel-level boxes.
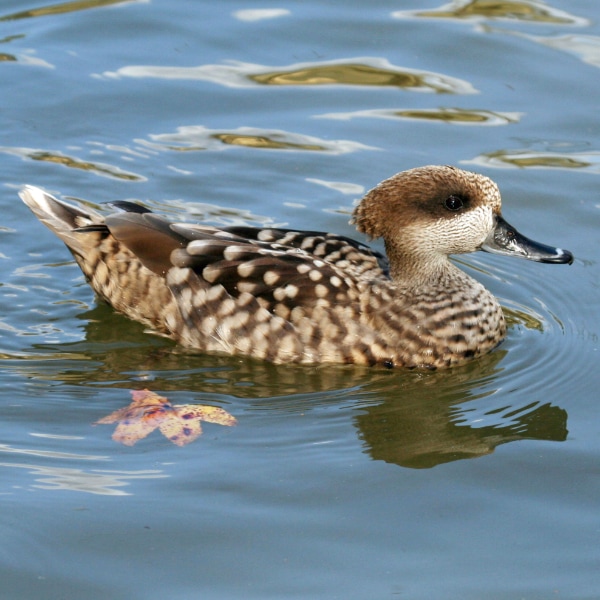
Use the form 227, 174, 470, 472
95, 389, 237, 446
158, 412, 204, 447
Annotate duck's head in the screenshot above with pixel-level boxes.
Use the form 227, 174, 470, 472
352, 165, 573, 276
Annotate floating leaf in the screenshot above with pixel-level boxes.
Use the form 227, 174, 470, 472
96, 389, 237, 446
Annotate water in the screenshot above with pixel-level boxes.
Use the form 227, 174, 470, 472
1, 1, 599, 598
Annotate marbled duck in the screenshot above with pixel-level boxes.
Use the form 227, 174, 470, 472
19, 165, 573, 369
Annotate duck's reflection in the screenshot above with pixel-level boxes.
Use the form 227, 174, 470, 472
354, 352, 567, 469
16, 304, 568, 467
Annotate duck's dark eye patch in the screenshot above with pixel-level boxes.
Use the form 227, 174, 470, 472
444, 195, 464, 211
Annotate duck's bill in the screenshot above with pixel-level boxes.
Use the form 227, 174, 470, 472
480, 215, 573, 264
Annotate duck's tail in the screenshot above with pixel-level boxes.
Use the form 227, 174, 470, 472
19, 185, 104, 257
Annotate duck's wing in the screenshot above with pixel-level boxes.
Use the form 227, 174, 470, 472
90, 208, 362, 311
170, 234, 362, 312
93, 202, 389, 280
220, 225, 390, 280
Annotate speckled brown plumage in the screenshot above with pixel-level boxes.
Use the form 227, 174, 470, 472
19, 165, 572, 369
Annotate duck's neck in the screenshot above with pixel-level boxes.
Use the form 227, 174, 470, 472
385, 241, 460, 290
376, 241, 506, 369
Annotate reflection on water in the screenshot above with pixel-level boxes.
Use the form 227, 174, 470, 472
524, 33, 600, 68
0, 0, 145, 21
358, 396, 567, 468
0, 34, 24, 44
392, 0, 587, 26
318, 107, 522, 126
355, 351, 567, 469
103, 57, 478, 94
4, 302, 384, 394
144, 198, 280, 228
0, 145, 144, 180
140, 125, 376, 154
232, 9, 290, 23
248, 62, 472, 93
1, 461, 166, 495
466, 148, 600, 172
503, 304, 545, 332
0, 442, 106, 461
0, 439, 166, 495
0, 47, 53, 68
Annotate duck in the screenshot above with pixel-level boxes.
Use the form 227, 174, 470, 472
19, 165, 573, 369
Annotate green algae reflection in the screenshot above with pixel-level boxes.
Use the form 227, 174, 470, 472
320, 107, 521, 126
211, 133, 325, 151
252, 63, 429, 87
0, 0, 141, 21
142, 125, 375, 154
393, 0, 586, 25
0, 145, 144, 181
248, 61, 476, 93
467, 149, 600, 173
104, 58, 476, 94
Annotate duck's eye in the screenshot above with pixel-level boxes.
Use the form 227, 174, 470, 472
444, 195, 464, 211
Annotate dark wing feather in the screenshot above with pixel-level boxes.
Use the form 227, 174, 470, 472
109, 200, 154, 214
104, 212, 188, 276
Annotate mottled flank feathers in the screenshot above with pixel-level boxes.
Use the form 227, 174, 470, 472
19, 165, 572, 369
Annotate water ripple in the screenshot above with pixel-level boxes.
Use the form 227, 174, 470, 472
461, 253, 588, 395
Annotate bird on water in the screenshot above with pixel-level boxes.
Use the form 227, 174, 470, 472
19, 165, 573, 369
